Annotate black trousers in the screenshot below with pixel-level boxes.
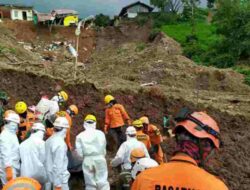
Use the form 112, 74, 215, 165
108, 126, 127, 151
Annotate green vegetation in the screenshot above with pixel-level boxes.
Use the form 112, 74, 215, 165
162, 22, 218, 51
155, 0, 250, 85
234, 67, 250, 85
0, 45, 16, 55
94, 14, 111, 27
136, 43, 146, 52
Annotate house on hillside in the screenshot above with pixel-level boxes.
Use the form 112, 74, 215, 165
119, 1, 154, 18
33, 9, 78, 27
51, 9, 79, 26
0, 4, 33, 21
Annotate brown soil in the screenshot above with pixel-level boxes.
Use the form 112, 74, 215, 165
0, 20, 250, 189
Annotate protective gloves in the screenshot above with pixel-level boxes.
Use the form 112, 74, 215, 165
5, 166, 13, 181
55, 186, 62, 190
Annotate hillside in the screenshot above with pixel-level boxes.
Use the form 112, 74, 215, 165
0, 20, 250, 189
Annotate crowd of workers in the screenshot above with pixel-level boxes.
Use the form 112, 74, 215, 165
0, 90, 229, 190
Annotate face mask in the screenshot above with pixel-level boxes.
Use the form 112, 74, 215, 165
5, 122, 18, 133
83, 121, 96, 130
55, 128, 67, 139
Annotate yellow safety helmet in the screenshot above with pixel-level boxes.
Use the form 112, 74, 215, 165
84, 114, 97, 122
132, 120, 143, 128
69, 105, 78, 115
15, 101, 28, 114
104, 95, 114, 104
58, 91, 68, 102
56, 111, 67, 117
140, 116, 149, 125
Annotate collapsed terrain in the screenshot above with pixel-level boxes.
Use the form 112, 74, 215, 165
0, 20, 250, 189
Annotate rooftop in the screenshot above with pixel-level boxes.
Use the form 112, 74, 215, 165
119, 1, 154, 16
0, 4, 33, 9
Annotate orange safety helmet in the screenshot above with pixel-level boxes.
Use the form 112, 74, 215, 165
140, 116, 149, 125
69, 104, 78, 115
3, 110, 16, 118
3, 177, 41, 190
174, 112, 220, 149
130, 148, 146, 163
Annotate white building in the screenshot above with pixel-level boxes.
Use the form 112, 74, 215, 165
0, 4, 33, 21
10, 7, 33, 21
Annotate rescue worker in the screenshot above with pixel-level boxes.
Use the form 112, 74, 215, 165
131, 111, 229, 190
111, 126, 149, 171
132, 120, 151, 151
45, 117, 70, 190
75, 114, 110, 190
0, 112, 20, 185
140, 116, 164, 164
3, 177, 41, 190
15, 101, 36, 141
19, 123, 47, 186
104, 95, 131, 149
57, 105, 78, 150
36, 91, 68, 137
130, 148, 158, 180
0, 91, 9, 129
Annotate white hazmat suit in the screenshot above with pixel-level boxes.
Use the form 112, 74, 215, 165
45, 127, 70, 190
36, 96, 60, 122
19, 124, 47, 185
131, 157, 158, 179
75, 120, 110, 190
0, 121, 20, 185
111, 127, 150, 170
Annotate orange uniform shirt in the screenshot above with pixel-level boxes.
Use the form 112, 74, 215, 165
105, 104, 130, 131
145, 124, 163, 145
136, 130, 151, 150
19, 111, 36, 140
65, 112, 73, 150
131, 155, 228, 190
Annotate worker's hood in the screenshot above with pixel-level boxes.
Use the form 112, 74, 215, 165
31, 130, 45, 140
51, 95, 59, 102
83, 121, 96, 130
4, 121, 18, 134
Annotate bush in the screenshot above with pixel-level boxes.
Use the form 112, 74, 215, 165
213, 0, 250, 60
206, 53, 236, 68
136, 16, 148, 26
149, 28, 161, 41
180, 6, 208, 22
153, 13, 180, 28
234, 67, 250, 86
183, 42, 204, 62
245, 75, 250, 86
94, 14, 111, 27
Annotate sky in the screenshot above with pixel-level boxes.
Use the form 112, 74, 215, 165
0, 0, 207, 18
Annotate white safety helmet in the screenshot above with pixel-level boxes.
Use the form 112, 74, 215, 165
32, 123, 46, 132
4, 112, 20, 124
131, 158, 159, 179
126, 126, 136, 136
53, 117, 69, 129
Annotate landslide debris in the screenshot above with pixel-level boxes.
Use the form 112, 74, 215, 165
0, 20, 250, 189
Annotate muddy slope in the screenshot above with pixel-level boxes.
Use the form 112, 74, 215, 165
0, 69, 249, 189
